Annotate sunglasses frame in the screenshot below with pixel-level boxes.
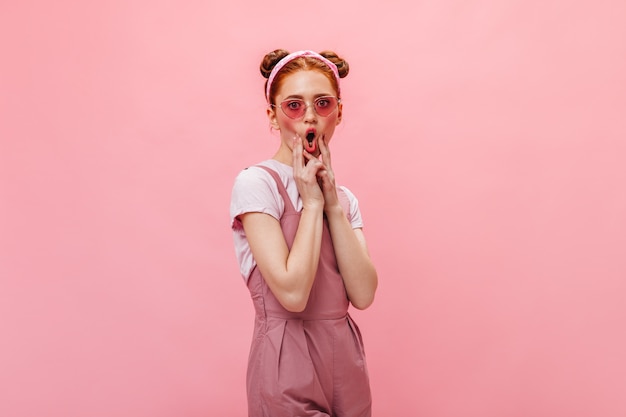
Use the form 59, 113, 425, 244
272, 96, 341, 119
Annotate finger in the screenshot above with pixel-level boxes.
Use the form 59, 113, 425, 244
292, 134, 304, 170
303, 151, 324, 172
319, 135, 332, 168
317, 170, 337, 198
316, 169, 328, 186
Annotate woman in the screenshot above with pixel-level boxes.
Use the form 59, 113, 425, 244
230, 49, 378, 417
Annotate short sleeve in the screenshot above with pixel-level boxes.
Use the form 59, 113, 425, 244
230, 167, 283, 231
338, 186, 364, 229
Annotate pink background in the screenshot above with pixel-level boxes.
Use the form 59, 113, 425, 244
1, 1, 625, 416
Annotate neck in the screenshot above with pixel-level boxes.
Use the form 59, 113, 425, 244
272, 144, 293, 166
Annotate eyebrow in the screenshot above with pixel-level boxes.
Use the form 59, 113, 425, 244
283, 93, 334, 100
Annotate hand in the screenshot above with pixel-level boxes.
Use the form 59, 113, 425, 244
316, 135, 341, 212
292, 135, 325, 210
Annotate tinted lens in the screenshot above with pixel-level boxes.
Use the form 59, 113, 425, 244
280, 99, 306, 118
314, 96, 338, 116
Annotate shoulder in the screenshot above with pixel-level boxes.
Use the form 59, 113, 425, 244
230, 162, 283, 225
337, 185, 365, 228
232, 162, 277, 195
234, 160, 292, 186
234, 164, 271, 184
338, 185, 359, 207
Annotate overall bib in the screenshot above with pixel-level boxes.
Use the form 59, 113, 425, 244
246, 166, 371, 417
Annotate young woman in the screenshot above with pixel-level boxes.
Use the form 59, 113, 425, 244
230, 49, 378, 417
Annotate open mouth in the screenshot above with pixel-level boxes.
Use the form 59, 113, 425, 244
304, 129, 317, 153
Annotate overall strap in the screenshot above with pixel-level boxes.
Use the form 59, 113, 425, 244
254, 165, 297, 214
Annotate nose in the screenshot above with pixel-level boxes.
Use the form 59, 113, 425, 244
302, 102, 317, 122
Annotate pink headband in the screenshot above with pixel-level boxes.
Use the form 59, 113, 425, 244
265, 50, 341, 103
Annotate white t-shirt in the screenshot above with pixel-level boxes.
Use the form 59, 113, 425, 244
230, 159, 364, 282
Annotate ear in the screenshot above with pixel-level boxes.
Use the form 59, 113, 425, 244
267, 106, 280, 130
335, 102, 343, 126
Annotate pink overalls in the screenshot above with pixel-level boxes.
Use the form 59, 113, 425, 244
246, 166, 372, 417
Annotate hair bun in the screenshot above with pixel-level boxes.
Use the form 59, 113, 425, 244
319, 51, 349, 78
260, 49, 290, 79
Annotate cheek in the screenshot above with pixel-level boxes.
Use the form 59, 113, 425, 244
277, 117, 298, 135
325, 117, 340, 132
283, 118, 297, 131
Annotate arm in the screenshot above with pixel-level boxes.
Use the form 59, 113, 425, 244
240, 204, 324, 312
240, 136, 328, 312
317, 136, 378, 309
325, 208, 378, 309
